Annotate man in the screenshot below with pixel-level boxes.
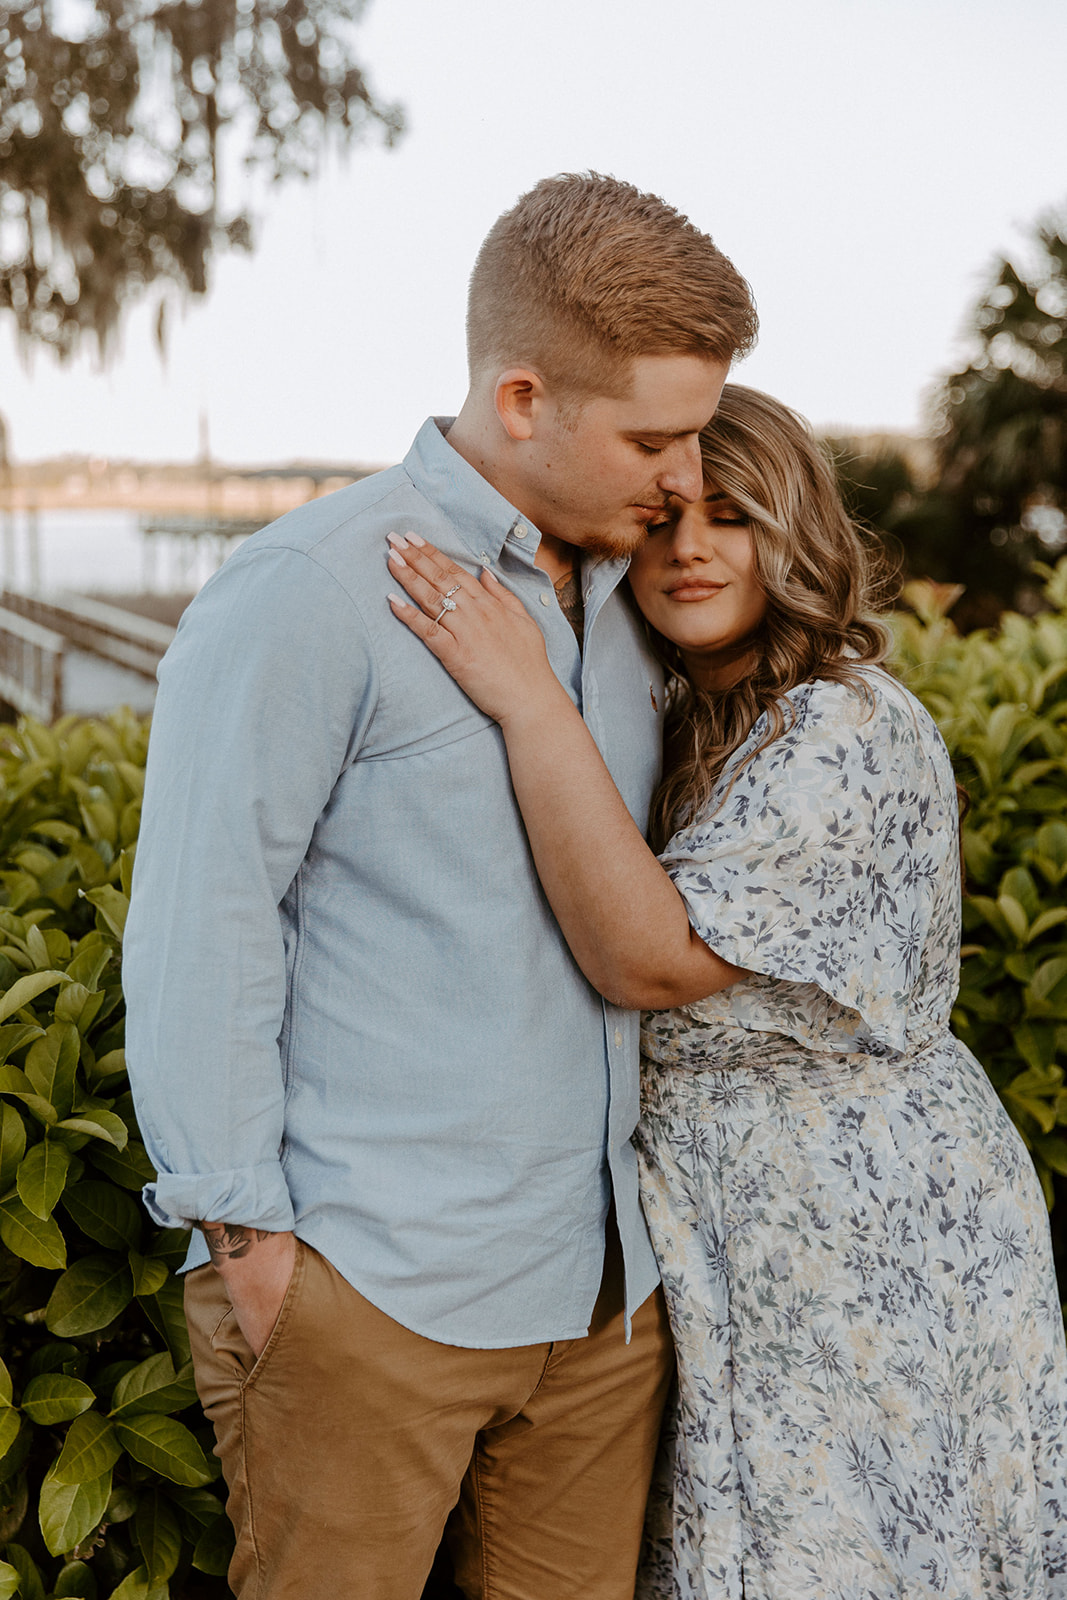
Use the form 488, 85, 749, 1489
123, 172, 756, 1600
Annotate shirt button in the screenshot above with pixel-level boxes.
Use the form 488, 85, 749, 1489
514, 523, 528, 539
479, 551, 491, 565
539, 593, 550, 607
614, 1028, 623, 1048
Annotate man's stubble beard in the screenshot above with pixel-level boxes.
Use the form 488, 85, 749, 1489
572, 519, 651, 563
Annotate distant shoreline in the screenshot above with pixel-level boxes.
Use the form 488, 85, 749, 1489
0, 458, 389, 518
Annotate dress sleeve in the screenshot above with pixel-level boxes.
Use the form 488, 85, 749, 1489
659, 677, 958, 1052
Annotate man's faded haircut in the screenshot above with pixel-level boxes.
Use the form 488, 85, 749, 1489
467, 172, 758, 398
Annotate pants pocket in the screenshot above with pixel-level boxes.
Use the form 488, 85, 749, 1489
208, 1238, 307, 1389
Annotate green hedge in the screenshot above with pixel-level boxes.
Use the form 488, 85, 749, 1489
0, 557, 1066, 1598
891, 557, 1067, 1221
0, 712, 229, 1600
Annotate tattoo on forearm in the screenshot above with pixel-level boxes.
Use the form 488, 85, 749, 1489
554, 570, 584, 645
200, 1222, 269, 1264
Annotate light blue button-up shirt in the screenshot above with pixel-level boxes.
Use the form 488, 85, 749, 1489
124, 418, 665, 1348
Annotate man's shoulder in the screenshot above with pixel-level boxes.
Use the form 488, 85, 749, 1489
244, 463, 414, 569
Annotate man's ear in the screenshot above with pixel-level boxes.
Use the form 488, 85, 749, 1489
494, 368, 546, 441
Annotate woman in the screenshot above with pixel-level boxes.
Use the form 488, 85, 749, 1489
386, 386, 1067, 1598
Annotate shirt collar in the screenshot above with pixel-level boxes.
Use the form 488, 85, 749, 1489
402, 416, 632, 601
403, 417, 525, 566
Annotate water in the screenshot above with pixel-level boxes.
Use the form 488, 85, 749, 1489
0, 509, 242, 715
0, 508, 241, 595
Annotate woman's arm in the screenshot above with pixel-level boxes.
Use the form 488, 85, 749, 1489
386, 535, 744, 1009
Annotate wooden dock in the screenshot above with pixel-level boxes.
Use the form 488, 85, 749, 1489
0, 590, 175, 720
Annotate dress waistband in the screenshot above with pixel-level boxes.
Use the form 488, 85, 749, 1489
639, 1029, 953, 1123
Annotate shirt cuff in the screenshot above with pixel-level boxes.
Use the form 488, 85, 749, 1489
142, 1163, 296, 1233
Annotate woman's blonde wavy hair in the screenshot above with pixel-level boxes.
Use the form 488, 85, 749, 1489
646, 384, 896, 852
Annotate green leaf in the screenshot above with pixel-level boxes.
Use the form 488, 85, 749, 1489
30, 819, 82, 844
26, 1340, 85, 1378
0, 1470, 30, 1543
0, 1406, 21, 1462
38, 1462, 111, 1557
54, 1559, 99, 1598
1028, 907, 1067, 942
128, 1251, 169, 1298
16, 1137, 72, 1220
996, 894, 1029, 944
53, 1412, 122, 1486
0, 969, 73, 1025
1003, 1090, 1058, 1135
111, 1355, 197, 1418
0, 1561, 20, 1600
0, 1101, 26, 1191
80, 886, 129, 940
65, 936, 112, 991
134, 1491, 182, 1585
46, 1256, 134, 1338
1014, 1021, 1059, 1075
25, 925, 50, 969
106, 1565, 169, 1600
999, 866, 1041, 920
89, 1048, 126, 1083
192, 1510, 235, 1575
114, 1414, 214, 1487
87, 1139, 155, 1190
1032, 819, 1067, 880
21, 1374, 97, 1427
1033, 1135, 1067, 1178
1027, 956, 1067, 1017
56, 984, 107, 1037
57, 1110, 129, 1150
0, 1358, 10, 1406
103, 1483, 138, 1524
0, 1064, 58, 1126
62, 1181, 142, 1251
961, 828, 996, 883
0, 1021, 45, 1062
2, 1546, 44, 1600
0, 1194, 67, 1269
169, 1485, 226, 1532
24, 1024, 80, 1119
137, 1277, 191, 1368
147, 1228, 190, 1271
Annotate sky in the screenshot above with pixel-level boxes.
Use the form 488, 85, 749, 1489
2, 0, 1066, 467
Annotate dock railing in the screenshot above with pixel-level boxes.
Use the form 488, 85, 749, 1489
0, 606, 65, 722
0, 591, 176, 680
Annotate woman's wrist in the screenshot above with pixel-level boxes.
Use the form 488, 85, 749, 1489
497, 676, 580, 741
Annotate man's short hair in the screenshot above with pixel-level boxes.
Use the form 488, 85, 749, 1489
467, 172, 758, 398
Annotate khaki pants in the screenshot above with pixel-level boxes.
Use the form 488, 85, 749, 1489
184, 1235, 673, 1600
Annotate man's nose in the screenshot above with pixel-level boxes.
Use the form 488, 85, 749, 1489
657, 436, 704, 503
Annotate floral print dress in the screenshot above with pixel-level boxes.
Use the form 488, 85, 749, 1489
635, 669, 1067, 1600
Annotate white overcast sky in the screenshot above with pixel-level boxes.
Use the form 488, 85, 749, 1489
2, 0, 1066, 466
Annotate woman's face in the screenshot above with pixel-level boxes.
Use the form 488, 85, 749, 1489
627, 484, 768, 691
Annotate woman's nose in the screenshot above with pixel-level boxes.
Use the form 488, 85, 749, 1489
667, 506, 713, 563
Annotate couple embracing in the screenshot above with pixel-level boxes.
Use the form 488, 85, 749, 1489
124, 174, 1067, 1600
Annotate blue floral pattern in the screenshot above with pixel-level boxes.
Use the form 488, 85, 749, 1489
635, 670, 1067, 1599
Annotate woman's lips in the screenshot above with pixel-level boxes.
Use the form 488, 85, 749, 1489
665, 580, 727, 600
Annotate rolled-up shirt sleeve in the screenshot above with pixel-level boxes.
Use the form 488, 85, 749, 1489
123, 543, 379, 1231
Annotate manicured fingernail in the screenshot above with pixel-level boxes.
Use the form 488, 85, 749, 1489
387, 592, 412, 607
407, 533, 426, 547
387, 532, 410, 550
387, 550, 408, 569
